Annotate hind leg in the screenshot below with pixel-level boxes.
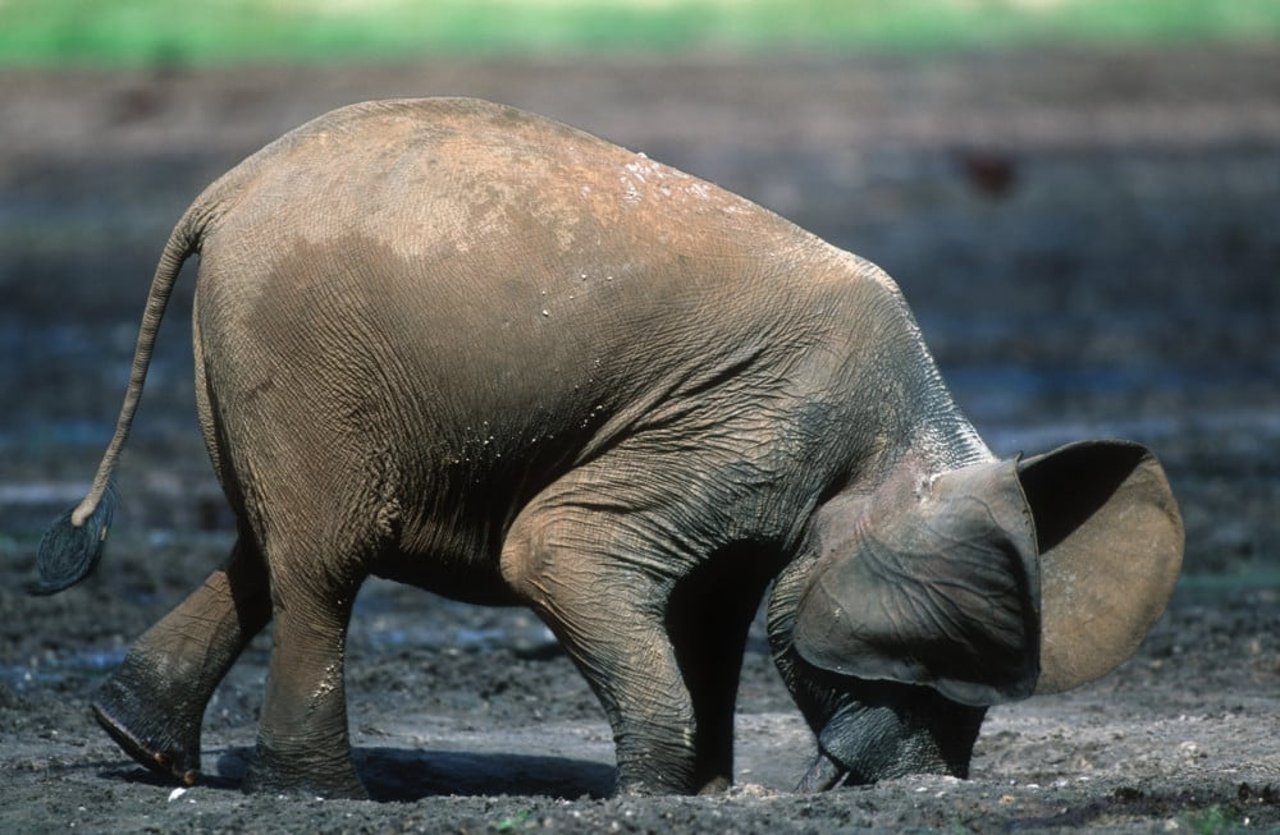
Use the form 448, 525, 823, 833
239, 538, 367, 798
93, 534, 271, 785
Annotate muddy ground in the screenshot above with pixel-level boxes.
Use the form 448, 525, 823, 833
2, 47, 1279, 832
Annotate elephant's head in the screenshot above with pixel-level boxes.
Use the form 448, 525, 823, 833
769, 440, 1183, 790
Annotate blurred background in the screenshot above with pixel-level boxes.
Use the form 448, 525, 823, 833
1, 0, 1277, 593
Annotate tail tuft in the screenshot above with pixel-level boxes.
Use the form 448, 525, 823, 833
28, 482, 116, 596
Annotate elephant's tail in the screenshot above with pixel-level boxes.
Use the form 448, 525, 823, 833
29, 211, 203, 595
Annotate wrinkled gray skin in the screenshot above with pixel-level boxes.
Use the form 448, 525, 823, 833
32, 98, 1183, 799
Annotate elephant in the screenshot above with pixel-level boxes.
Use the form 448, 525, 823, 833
31, 97, 1183, 798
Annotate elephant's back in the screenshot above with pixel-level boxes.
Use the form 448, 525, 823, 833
193, 97, 833, 418
197, 96, 815, 284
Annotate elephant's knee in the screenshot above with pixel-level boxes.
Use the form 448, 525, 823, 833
499, 505, 570, 603
498, 522, 536, 599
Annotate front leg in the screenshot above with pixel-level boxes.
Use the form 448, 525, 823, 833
587, 612, 699, 796
502, 505, 700, 795
666, 545, 776, 794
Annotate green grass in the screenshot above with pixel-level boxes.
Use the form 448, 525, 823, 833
1182, 803, 1243, 835
0, 0, 1278, 68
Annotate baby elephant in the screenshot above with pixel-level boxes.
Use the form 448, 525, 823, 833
33, 97, 1182, 798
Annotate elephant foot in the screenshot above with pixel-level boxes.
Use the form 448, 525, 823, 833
614, 763, 698, 797
242, 743, 368, 799
91, 656, 203, 786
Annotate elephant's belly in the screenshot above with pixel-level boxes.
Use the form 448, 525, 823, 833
371, 508, 525, 607
370, 552, 523, 606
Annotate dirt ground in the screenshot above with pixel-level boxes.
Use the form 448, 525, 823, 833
2, 47, 1279, 833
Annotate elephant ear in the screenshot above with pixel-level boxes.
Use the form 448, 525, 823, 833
793, 458, 1043, 707
1022, 440, 1183, 694
793, 440, 1183, 705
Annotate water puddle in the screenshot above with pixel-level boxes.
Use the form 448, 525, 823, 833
0, 646, 126, 690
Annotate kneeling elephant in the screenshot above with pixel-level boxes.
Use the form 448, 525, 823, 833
32, 97, 1183, 798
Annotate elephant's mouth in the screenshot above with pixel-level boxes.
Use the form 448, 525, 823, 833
796, 748, 852, 792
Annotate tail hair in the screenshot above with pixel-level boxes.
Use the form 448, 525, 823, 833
28, 480, 117, 595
